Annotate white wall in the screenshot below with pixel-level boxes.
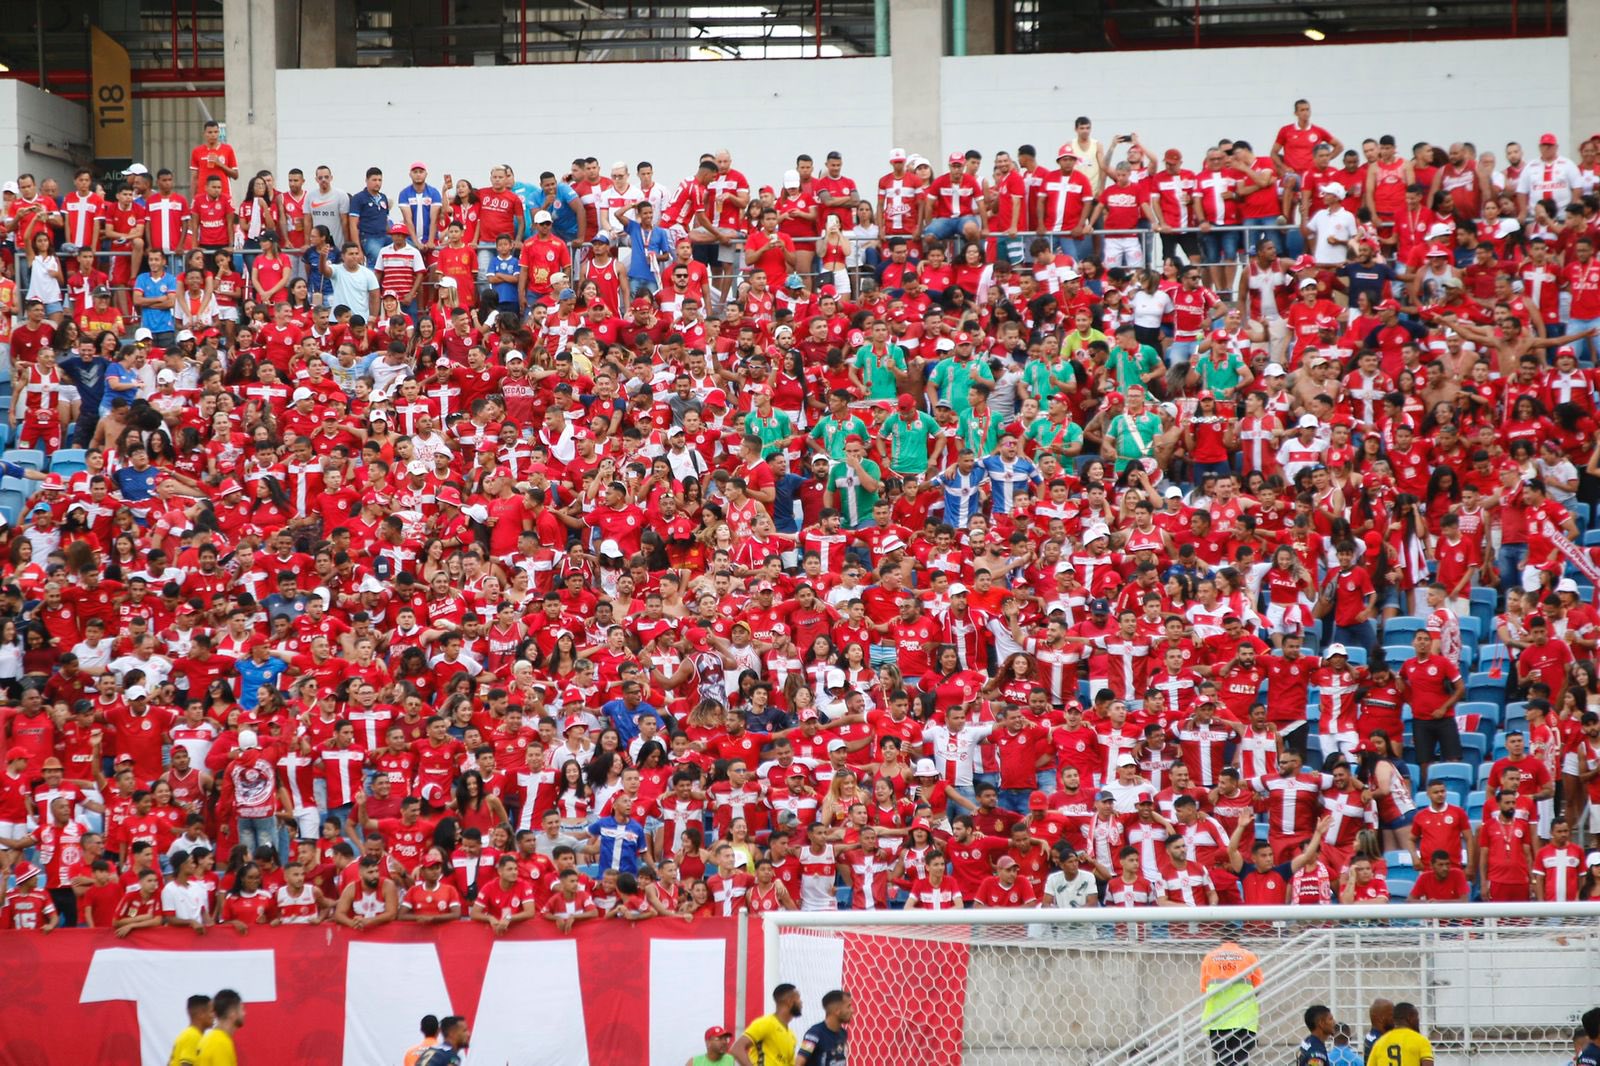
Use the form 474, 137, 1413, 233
0, 82, 89, 189
941, 39, 1569, 170
276, 38, 1570, 199
277, 59, 893, 197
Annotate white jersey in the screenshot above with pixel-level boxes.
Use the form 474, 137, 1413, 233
923, 722, 996, 788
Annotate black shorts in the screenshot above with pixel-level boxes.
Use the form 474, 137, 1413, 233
691, 241, 720, 267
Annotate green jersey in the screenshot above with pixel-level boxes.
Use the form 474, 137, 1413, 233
809, 413, 869, 461
1021, 358, 1076, 402
883, 410, 940, 475
1108, 343, 1163, 391
853, 342, 907, 400
927, 355, 994, 415
1105, 409, 1164, 471
827, 457, 882, 528
1024, 414, 1084, 456
960, 405, 1003, 455
742, 408, 794, 457
1195, 350, 1247, 395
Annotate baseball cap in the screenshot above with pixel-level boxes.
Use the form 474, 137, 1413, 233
1378, 298, 1402, 311
1088, 597, 1110, 614
1263, 363, 1286, 377
406, 459, 429, 476
914, 758, 938, 777
1540, 132, 1559, 145
387, 222, 407, 235
156, 369, 177, 384
826, 739, 847, 753
948, 582, 968, 596
1095, 789, 1115, 802
1298, 277, 1318, 289
134, 327, 154, 342
292, 386, 314, 402
534, 210, 553, 224
783, 169, 801, 189
237, 728, 259, 750
1116, 753, 1138, 768
1297, 414, 1320, 429
4, 746, 26, 763
705, 1026, 732, 1041
825, 667, 848, 690
1164, 485, 1184, 498
123, 163, 150, 176
175, 329, 195, 343
995, 856, 1019, 870
947, 151, 964, 166
125, 685, 149, 701
1163, 148, 1182, 162
1325, 642, 1348, 657
888, 148, 907, 162
1322, 182, 1347, 198
600, 539, 624, 558
1027, 790, 1050, 811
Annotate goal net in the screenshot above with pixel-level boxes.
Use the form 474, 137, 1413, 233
762, 903, 1600, 1066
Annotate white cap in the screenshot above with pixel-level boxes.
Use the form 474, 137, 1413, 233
1322, 182, 1346, 198
312, 586, 332, 607
914, 758, 938, 776
156, 369, 177, 384
407, 459, 429, 476
826, 739, 847, 753
237, 728, 259, 750
1588, 851, 1600, 866
1, 181, 17, 195
1263, 364, 1287, 377
1298, 277, 1319, 289
783, 169, 801, 189
436, 275, 457, 287
124, 684, 148, 700
948, 583, 968, 596
533, 209, 553, 224
1425, 222, 1454, 240
292, 386, 314, 402
824, 667, 848, 689
1083, 525, 1109, 543
1116, 753, 1138, 768
123, 163, 150, 176
1558, 577, 1580, 594
1325, 642, 1348, 656
1297, 414, 1320, 429
175, 329, 195, 343
599, 539, 624, 558
134, 327, 154, 342
358, 575, 385, 593
462, 504, 489, 523
1164, 485, 1184, 498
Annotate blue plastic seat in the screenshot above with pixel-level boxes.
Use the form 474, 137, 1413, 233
1384, 849, 1415, 868
1, 449, 44, 471
1383, 645, 1416, 665
1458, 616, 1484, 647
1387, 874, 1417, 901
1343, 646, 1368, 667
1460, 733, 1488, 764
0, 491, 23, 526
1466, 789, 1486, 815
46, 448, 85, 472
1477, 761, 1497, 787
0, 476, 34, 499
1424, 761, 1474, 792
1458, 701, 1501, 727
1465, 681, 1504, 709
1384, 618, 1427, 642
1584, 529, 1600, 547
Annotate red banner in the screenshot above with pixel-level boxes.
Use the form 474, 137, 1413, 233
0, 919, 762, 1066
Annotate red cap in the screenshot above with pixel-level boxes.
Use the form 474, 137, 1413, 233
1540, 133, 1559, 146
705, 1026, 732, 1041
1378, 298, 1402, 312
1027, 790, 1050, 810
1198, 389, 1215, 401
1163, 148, 1182, 162
5, 746, 27, 762
1209, 329, 1230, 343
1105, 391, 1124, 406
1056, 143, 1074, 160
897, 394, 916, 411
436, 486, 463, 507
409, 161, 427, 170
388, 223, 407, 235
955, 331, 972, 344
631, 297, 653, 310
1292, 254, 1316, 271
218, 478, 243, 496
562, 715, 588, 734
947, 151, 964, 166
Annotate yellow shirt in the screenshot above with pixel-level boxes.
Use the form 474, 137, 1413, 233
743, 1014, 797, 1066
1367, 1028, 1434, 1066
195, 1028, 237, 1066
169, 1025, 206, 1066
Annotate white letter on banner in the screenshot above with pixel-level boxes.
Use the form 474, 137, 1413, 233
343, 942, 453, 1066
649, 939, 729, 1066
80, 948, 277, 1066
466, 940, 590, 1066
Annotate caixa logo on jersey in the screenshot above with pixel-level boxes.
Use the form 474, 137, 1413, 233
0, 922, 756, 1066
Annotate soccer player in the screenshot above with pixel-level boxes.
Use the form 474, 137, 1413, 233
732, 983, 803, 1066
796, 989, 851, 1066
1365, 1002, 1432, 1066
168, 993, 213, 1066
414, 1016, 472, 1066
1298, 1005, 1338, 1066
195, 988, 245, 1066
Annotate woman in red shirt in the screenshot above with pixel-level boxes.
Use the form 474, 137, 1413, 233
219, 863, 275, 930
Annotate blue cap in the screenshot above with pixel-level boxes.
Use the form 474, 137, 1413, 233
559, 288, 576, 300
785, 273, 804, 288
590, 233, 610, 244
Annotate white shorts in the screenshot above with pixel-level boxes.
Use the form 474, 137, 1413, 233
1318, 731, 1359, 762
218, 306, 240, 323
293, 806, 320, 840
0, 820, 26, 849
1586, 800, 1600, 836
1103, 236, 1144, 268
58, 385, 80, 404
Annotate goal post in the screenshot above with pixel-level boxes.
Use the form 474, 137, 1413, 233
762, 903, 1600, 1066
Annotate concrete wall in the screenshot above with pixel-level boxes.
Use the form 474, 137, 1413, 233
0, 82, 89, 190
276, 59, 893, 198
941, 39, 1569, 171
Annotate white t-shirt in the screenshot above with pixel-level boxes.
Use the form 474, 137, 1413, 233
1305, 207, 1358, 265
1044, 868, 1099, 908
160, 878, 209, 922
329, 263, 380, 313
1129, 289, 1174, 329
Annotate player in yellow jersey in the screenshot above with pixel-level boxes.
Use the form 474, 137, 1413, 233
732, 983, 803, 1066
196, 988, 245, 1066
1366, 1002, 1434, 1066
169, 994, 213, 1066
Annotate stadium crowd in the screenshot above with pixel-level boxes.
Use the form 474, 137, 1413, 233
3, 98, 1600, 935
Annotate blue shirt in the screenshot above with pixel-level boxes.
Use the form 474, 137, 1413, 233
488, 254, 521, 307
621, 218, 672, 283
55, 354, 110, 410
396, 184, 443, 240
1296, 1035, 1330, 1066
798, 1021, 848, 1066
512, 181, 540, 234
262, 592, 308, 622
112, 464, 159, 501
349, 188, 393, 239
302, 246, 334, 298
587, 817, 646, 874
101, 363, 141, 415
599, 698, 665, 744
547, 183, 581, 241
773, 471, 807, 533
978, 454, 1039, 514
235, 655, 289, 710
932, 466, 986, 527
133, 270, 178, 333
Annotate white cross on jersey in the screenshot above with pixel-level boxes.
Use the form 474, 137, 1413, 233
1092, 634, 1152, 700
